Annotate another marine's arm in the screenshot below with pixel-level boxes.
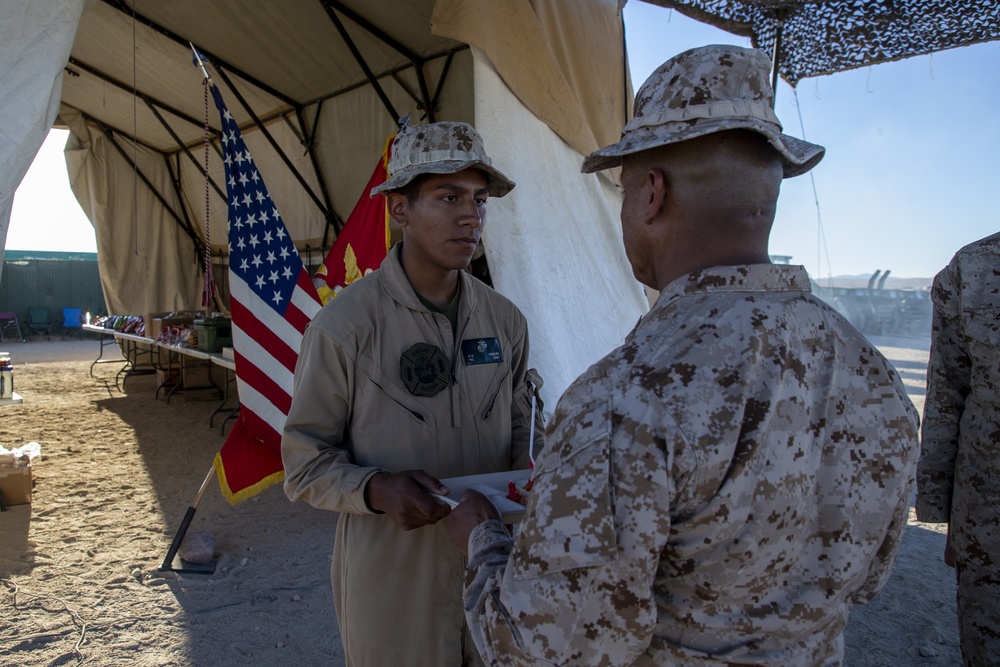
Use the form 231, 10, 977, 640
915, 264, 969, 524
463, 392, 673, 667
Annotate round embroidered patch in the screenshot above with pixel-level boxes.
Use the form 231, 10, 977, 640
400, 342, 451, 397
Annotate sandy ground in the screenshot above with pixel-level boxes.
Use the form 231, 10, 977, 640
0, 334, 960, 666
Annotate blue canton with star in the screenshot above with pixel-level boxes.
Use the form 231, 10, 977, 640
212, 86, 303, 316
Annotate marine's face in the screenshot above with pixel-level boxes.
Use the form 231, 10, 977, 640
393, 169, 489, 273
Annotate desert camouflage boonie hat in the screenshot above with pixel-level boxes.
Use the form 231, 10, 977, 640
582, 44, 825, 179
370, 121, 515, 198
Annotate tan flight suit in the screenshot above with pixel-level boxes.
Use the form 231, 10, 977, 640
283, 243, 542, 666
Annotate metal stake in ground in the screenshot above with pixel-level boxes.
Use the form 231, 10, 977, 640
160, 465, 217, 574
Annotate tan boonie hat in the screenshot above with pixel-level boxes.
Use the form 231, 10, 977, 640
582, 44, 825, 179
370, 121, 515, 198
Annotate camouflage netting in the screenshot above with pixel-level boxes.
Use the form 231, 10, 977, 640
644, 0, 1000, 86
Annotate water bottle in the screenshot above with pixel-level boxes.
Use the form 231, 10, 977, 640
0, 354, 12, 399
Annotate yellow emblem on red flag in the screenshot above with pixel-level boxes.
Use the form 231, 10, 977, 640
314, 135, 394, 305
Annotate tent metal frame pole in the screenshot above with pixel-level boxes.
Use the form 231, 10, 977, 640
69, 57, 212, 135
620, 12, 630, 125
390, 72, 423, 113
429, 51, 456, 119
300, 98, 345, 246
100, 0, 301, 110
212, 67, 331, 218
770, 8, 788, 107
321, 0, 438, 121
320, 1, 401, 123
77, 115, 161, 153
294, 107, 344, 240
298, 46, 468, 110
307, 99, 325, 152
146, 100, 227, 203
162, 154, 200, 251
280, 113, 306, 146
94, 119, 206, 256
164, 153, 213, 272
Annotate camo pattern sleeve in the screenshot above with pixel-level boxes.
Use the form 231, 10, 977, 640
463, 264, 919, 666
913, 233, 1000, 664
465, 386, 675, 666
915, 259, 968, 523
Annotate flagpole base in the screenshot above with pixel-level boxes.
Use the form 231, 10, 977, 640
164, 555, 218, 575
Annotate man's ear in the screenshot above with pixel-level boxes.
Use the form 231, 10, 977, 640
645, 168, 668, 224
386, 192, 408, 227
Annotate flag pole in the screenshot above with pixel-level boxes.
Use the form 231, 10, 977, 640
192, 42, 218, 320
190, 42, 212, 82
160, 464, 217, 573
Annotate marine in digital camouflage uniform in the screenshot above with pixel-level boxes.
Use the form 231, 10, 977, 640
446, 45, 920, 666
916, 232, 1000, 667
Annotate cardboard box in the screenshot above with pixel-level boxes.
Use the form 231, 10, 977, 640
144, 311, 168, 339
0, 465, 32, 507
156, 368, 181, 387
144, 311, 202, 340
182, 361, 212, 388
0, 503, 31, 571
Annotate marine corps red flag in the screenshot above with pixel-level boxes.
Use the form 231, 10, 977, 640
313, 135, 393, 305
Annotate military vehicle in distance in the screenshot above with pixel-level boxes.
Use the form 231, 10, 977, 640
813, 270, 933, 337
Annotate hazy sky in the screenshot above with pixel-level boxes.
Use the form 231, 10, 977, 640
623, 3, 1000, 280
8, 2, 1000, 280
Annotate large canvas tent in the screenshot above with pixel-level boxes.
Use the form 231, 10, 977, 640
1, 0, 649, 408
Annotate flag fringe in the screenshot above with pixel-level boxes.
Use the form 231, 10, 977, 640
213, 452, 284, 505
382, 135, 393, 253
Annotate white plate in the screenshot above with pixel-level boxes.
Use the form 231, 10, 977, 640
437, 469, 532, 523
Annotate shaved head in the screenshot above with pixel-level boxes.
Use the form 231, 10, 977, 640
625, 130, 782, 231
619, 130, 785, 289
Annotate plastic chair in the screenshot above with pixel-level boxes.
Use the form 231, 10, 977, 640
0, 311, 23, 343
27, 307, 53, 340
62, 307, 84, 339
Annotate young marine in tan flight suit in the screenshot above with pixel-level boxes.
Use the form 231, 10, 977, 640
282, 121, 544, 666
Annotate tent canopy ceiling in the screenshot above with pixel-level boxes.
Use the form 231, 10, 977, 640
63, 0, 465, 154
59, 0, 632, 256
644, 0, 1000, 86
28, 0, 646, 408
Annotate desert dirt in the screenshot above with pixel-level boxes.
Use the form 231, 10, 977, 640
0, 334, 961, 666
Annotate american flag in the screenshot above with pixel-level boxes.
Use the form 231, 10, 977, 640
209, 84, 322, 504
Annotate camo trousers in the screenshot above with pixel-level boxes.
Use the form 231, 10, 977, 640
955, 527, 1000, 666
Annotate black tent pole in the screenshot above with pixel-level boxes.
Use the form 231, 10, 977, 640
770, 9, 787, 108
